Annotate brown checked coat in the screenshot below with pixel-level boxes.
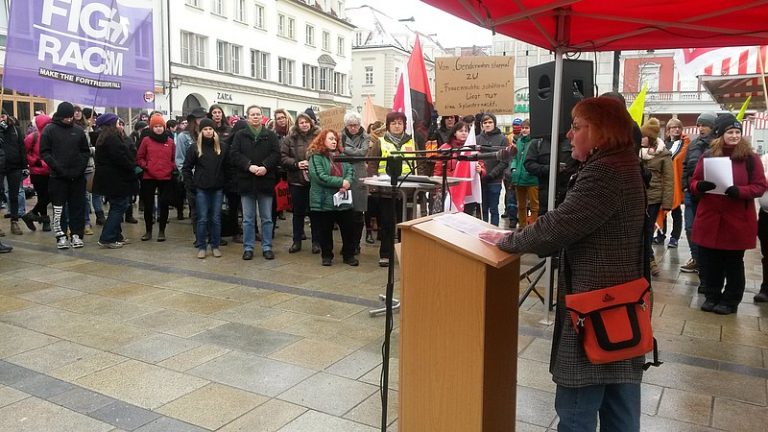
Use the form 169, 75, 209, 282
498, 147, 647, 387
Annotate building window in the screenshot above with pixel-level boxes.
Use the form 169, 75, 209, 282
287, 17, 295, 40
181, 31, 207, 68
234, 0, 246, 22
305, 24, 315, 46
185, 0, 200, 7
354, 31, 363, 46
250, 50, 269, 80
278, 57, 295, 85
319, 67, 334, 91
302, 64, 317, 90
639, 63, 660, 93
212, 0, 225, 16
364, 66, 373, 85
337, 36, 345, 57
254, 3, 265, 29
217, 41, 242, 73
393, 67, 400, 86
322, 31, 330, 51
278, 14, 285, 36
334, 72, 346, 95
278, 14, 295, 39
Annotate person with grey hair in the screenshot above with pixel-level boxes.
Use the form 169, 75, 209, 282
341, 111, 369, 253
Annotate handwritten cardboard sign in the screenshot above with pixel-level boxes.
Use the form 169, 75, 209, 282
435, 56, 515, 115
319, 106, 347, 132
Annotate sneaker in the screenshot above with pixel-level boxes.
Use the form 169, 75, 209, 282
680, 258, 698, 273
71, 234, 84, 248
212, 248, 222, 258
700, 300, 717, 312
84, 226, 94, 235
197, 249, 206, 259
378, 258, 390, 267
667, 238, 678, 248
321, 257, 333, 266
10, 221, 22, 235
56, 236, 70, 249
98, 241, 124, 249
0, 241, 13, 253
650, 259, 660, 277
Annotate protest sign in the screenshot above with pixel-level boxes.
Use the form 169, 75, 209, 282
435, 56, 515, 115
319, 106, 347, 132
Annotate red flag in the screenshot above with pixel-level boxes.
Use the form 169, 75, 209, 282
444, 124, 483, 212
392, 35, 434, 138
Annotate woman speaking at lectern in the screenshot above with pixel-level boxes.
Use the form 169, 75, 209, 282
480, 97, 646, 431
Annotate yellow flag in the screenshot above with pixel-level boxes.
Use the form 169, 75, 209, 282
736, 95, 751, 121
628, 83, 647, 126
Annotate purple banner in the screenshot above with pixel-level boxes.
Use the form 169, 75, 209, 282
3, 0, 155, 108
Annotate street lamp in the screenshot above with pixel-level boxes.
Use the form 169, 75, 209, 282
167, 76, 182, 117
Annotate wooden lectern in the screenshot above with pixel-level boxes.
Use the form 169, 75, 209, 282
397, 212, 520, 432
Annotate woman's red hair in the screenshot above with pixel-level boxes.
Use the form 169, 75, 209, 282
571, 97, 634, 152
307, 129, 341, 155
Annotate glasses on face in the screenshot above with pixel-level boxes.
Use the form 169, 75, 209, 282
347, 123, 360, 128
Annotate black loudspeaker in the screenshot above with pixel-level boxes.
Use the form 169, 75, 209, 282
528, 59, 594, 138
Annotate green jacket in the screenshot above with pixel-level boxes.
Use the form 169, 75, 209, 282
308, 151, 355, 211
510, 136, 539, 187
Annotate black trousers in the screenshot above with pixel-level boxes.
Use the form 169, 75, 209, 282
311, 209, 357, 260
698, 246, 746, 307
0, 169, 22, 220
658, 206, 683, 240
49, 176, 86, 238
140, 179, 172, 232
377, 196, 402, 259
29, 174, 50, 216
224, 191, 242, 236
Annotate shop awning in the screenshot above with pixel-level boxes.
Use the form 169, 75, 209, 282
700, 74, 767, 111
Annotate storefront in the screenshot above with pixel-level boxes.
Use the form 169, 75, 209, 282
0, 71, 51, 132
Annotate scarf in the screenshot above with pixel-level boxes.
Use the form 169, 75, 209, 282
640, 138, 665, 161
247, 123, 262, 137
385, 131, 404, 148
328, 151, 343, 177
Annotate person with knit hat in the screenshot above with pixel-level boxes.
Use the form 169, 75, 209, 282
0, 105, 28, 235
230, 105, 281, 260
639, 117, 673, 276
182, 117, 229, 259
39, 101, 90, 249
680, 111, 717, 276
136, 114, 175, 242
22, 113, 53, 232
690, 113, 767, 315
175, 107, 208, 223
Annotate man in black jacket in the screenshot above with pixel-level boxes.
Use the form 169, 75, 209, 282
40, 102, 90, 249
680, 112, 715, 275
0, 110, 28, 235
230, 105, 280, 260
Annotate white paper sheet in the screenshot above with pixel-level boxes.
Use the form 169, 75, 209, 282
703, 157, 733, 195
434, 213, 510, 245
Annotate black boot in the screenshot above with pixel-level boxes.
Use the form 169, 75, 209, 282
21, 212, 39, 231
41, 215, 51, 232
756, 258, 768, 303
95, 211, 106, 226
124, 206, 138, 224
157, 224, 166, 242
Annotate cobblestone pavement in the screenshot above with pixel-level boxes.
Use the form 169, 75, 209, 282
0, 210, 766, 431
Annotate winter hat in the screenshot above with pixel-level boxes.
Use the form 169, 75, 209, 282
149, 114, 165, 129
134, 121, 148, 131
641, 118, 661, 142
198, 118, 216, 131
55, 102, 76, 119
186, 107, 208, 121
82, 107, 94, 120
95, 112, 119, 127
512, 118, 523, 134
696, 111, 717, 128
713, 113, 742, 138
304, 107, 317, 123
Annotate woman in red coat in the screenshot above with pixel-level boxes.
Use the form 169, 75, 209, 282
136, 114, 176, 242
691, 114, 767, 315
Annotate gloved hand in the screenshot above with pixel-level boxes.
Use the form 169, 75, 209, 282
724, 185, 740, 199
697, 181, 716, 193
21, 169, 30, 178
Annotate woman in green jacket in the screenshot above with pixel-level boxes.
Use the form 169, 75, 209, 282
307, 129, 358, 266
510, 119, 539, 227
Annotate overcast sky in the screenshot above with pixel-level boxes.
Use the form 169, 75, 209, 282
347, 0, 493, 48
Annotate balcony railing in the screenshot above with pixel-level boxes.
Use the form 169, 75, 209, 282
622, 91, 715, 104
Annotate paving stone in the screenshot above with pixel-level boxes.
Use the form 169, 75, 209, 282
713, 397, 768, 431
114, 334, 201, 364
278, 372, 378, 416
343, 390, 398, 427
49, 387, 117, 414
11, 373, 78, 399
157, 383, 268, 430
6, 340, 104, 373
217, 398, 306, 432
0, 361, 39, 386
188, 351, 314, 397
89, 401, 161, 430
0, 322, 59, 358
0, 385, 28, 407
515, 385, 557, 428
133, 416, 209, 432
324, 349, 382, 380
192, 322, 301, 355
0, 397, 113, 432
269, 338, 354, 370
280, 410, 378, 432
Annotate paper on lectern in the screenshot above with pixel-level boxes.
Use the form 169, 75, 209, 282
434, 213, 510, 244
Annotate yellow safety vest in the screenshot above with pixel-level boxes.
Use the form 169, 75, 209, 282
377, 137, 416, 175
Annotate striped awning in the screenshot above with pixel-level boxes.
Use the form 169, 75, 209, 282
700, 74, 767, 111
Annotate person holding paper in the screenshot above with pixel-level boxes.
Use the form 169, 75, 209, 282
307, 129, 357, 267
690, 114, 767, 315
480, 97, 646, 432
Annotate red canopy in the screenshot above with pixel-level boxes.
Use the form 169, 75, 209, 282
421, 0, 768, 51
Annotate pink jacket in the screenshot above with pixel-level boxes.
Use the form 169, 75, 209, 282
24, 115, 52, 176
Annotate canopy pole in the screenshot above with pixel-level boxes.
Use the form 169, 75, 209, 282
758, 48, 768, 111
540, 49, 565, 326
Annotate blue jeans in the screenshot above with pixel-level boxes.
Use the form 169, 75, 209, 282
683, 192, 699, 261
196, 188, 223, 249
241, 192, 273, 252
482, 182, 502, 226
505, 186, 518, 224
555, 383, 641, 432
99, 195, 129, 243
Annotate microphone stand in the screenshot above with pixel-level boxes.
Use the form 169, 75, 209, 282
335, 152, 476, 432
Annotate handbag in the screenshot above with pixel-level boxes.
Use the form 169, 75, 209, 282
275, 179, 291, 212
565, 278, 659, 366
